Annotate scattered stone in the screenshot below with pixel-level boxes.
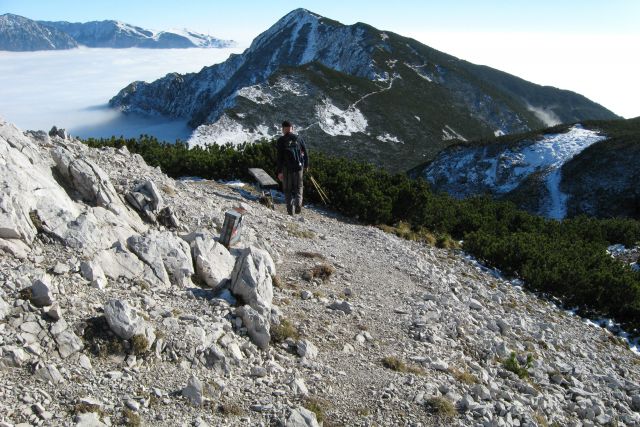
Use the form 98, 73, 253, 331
236, 305, 270, 350
297, 339, 319, 359
250, 366, 268, 377
190, 234, 235, 290
468, 298, 483, 310
54, 329, 84, 358
0, 295, 9, 320
30, 276, 53, 307
328, 299, 353, 314
285, 406, 320, 427
34, 364, 64, 384
182, 375, 204, 406
74, 411, 107, 427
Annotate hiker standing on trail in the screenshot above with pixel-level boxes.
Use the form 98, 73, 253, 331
276, 120, 309, 216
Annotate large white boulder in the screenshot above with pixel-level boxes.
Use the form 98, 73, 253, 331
230, 246, 275, 312
104, 299, 144, 340
128, 230, 194, 287
190, 234, 235, 290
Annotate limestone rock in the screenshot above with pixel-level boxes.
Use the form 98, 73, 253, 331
104, 299, 144, 340
182, 375, 204, 406
285, 406, 320, 427
127, 230, 193, 287
297, 339, 319, 359
237, 305, 270, 349
34, 364, 65, 384
328, 300, 353, 314
75, 411, 107, 427
30, 276, 53, 307
1, 345, 30, 367
51, 146, 121, 209
80, 260, 107, 289
54, 329, 84, 358
191, 234, 235, 290
0, 295, 8, 320
230, 246, 275, 312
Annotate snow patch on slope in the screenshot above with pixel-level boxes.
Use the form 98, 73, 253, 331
315, 99, 367, 137
405, 63, 433, 82
376, 133, 402, 144
442, 125, 467, 141
527, 104, 561, 127
425, 125, 607, 218
237, 85, 275, 105
188, 115, 272, 147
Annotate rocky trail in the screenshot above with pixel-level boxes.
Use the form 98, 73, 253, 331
0, 117, 639, 427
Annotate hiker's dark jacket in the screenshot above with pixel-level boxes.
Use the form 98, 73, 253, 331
276, 132, 308, 173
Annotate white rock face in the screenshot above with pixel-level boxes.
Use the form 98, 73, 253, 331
230, 246, 275, 312
0, 118, 79, 249
190, 234, 235, 290
127, 231, 194, 287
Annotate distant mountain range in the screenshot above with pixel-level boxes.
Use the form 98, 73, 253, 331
409, 117, 640, 219
0, 13, 235, 51
109, 8, 619, 172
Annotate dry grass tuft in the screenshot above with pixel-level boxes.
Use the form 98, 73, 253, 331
310, 263, 335, 281
271, 318, 300, 344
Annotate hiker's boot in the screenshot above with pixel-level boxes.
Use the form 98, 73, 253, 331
295, 206, 302, 215
287, 207, 294, 216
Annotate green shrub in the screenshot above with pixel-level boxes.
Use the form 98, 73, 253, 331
502, 352, 533, 379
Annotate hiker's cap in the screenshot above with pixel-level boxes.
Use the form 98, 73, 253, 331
282, 120, 292, 128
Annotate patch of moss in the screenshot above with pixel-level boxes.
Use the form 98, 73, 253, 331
303, 397, 329, 423
286, 223, 316, 239
296, 251, 326, 259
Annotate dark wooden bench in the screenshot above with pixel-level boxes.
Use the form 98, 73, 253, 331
248, 168, 279, 209
248, 168, 279, 191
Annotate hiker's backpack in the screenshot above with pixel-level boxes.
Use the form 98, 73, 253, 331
285, 136, 305, 171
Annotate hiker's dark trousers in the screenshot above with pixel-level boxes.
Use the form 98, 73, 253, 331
283, 169, 303, 214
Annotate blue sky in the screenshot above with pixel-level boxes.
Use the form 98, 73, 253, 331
3, 0, 639, 39
2, 0, 640, 117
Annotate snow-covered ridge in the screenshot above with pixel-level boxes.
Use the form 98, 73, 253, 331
315, 98, 368, 137
424, 125, 607, 218
188, 115, 273, 147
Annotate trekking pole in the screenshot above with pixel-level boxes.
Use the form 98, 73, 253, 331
309, 175, 329, 205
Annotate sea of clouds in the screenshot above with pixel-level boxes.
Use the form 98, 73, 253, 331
0, 46, 244, 141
